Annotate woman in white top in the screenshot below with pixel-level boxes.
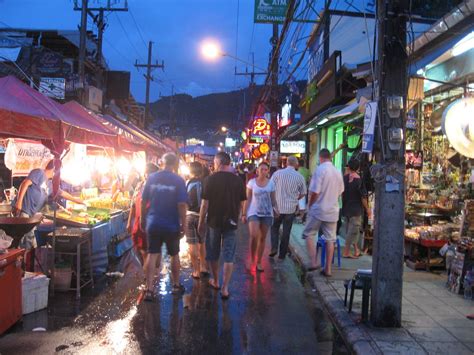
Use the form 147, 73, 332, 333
242, 162, 279, 272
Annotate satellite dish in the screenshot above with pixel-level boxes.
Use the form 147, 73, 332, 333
442, 97, 474, 158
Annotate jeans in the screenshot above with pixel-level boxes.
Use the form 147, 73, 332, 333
271, 213, 295, 259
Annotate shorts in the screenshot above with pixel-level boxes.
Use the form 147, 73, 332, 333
302, 215, 337, 242
248, 215, 273, 227
206, 227, 236, 263
147, 230, 180, 256
185, 214, 205, 244
342, 216, 362, 246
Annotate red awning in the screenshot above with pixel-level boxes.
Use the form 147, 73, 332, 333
60, 101, 119, 148
0, 76, 63, 145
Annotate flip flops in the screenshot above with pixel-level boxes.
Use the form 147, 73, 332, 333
208, 279, 221, 290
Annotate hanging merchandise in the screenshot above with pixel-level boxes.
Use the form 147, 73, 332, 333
442, 97, 474, 158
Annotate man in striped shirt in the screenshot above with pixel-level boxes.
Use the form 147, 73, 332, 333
270, 156, 307, 259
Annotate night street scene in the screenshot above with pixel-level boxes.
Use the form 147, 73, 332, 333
0, 0, 474, 354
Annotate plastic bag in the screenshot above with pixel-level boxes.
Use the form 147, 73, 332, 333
0, 229, 13, 249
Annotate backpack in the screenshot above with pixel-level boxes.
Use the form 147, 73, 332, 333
187, 179, 202, 213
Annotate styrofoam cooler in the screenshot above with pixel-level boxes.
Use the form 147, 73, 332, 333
22, 272, 50, 315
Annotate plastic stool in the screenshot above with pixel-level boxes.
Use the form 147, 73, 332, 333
316, 236, 341, 268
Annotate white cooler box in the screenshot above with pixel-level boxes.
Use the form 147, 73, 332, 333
22, 272, 50, 315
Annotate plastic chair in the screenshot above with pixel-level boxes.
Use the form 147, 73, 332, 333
316, 236, 341, 268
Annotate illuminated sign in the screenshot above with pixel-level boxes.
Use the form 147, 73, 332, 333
250, 117, 271, 140
225, 137, 236, 147
259, 143, 270, 154
280, 140, 306, 154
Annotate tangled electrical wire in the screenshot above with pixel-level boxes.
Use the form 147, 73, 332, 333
370, 162, 405, 184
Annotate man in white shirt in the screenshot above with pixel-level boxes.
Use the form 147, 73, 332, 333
303, 148, 344, 276
270, 156, 307, 260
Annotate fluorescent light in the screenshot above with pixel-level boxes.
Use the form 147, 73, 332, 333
452, 32, 474, 57
416, 68, 424, 75
317, 118, 329, 126
303, 126, 315, 133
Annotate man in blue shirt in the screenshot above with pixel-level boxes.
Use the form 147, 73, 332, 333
141, 153, 187, 300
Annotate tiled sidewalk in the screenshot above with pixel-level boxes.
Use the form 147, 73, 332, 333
289, 223, 474, 354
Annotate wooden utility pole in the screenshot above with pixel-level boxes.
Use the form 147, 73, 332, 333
371, 0, 409, 327
78, 0, 88, 91
234, 53, 267, 86
135, 41, 164, 128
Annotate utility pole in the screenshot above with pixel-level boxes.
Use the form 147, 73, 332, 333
74, 0, 128, 96
371, 0, 409, 327
78, 0, 88, 94
234, 53, 267, 87
135, 41, 164, 128
269, 23, 279, 167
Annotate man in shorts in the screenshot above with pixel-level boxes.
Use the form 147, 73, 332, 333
303, 148, 344, 277
198, 152, 246, 299
141, 153, 188, 300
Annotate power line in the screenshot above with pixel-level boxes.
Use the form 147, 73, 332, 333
114, 11, 144, 62
128, 6, 148, 52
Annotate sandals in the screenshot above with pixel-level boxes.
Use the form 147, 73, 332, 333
220, 291, 230, 300
320, 270, 332, 277
192, 273, 200, 280
307, 265, 321, 272
256, 264, 264, 272
172, 284, 185, 295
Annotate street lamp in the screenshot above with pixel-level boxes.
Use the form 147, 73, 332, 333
200, 40, 267, 71
221, 126, 228, 133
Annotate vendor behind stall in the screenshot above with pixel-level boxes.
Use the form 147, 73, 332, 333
12, 160, 84, 249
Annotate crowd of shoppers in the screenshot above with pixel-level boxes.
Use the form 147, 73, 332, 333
131, 145, 369, 301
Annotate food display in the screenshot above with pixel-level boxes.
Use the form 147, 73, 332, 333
405, 223, 459, 242
86, 196, 130, 210
44, 206, 120, 227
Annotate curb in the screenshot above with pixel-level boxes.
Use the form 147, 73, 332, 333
288, 241, 381, 355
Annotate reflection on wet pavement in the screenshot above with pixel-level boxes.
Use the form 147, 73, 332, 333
0, 226, 347, 354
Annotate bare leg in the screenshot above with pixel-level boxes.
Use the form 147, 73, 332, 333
145, 253, 160, 291
306, 236, 319, 268
199, 243, 208, 273
189, 244, 200, 278
209, 260, 220, 288
170, 254, 181, 286
325, 242, 335, 275
221, 262, 234, 297
248, 221, 259, 264
256, 224, 270, 269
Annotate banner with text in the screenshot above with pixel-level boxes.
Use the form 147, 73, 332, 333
362, 102, 377, 154
4, 139, 53, 177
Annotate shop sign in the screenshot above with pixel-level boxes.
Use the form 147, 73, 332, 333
254, 0, 289, 24
186, 138, 205, 146
4, 139, 53, 177
269, 150, 278, 167
39, 77, 65, 99
259, 143, 270, 154
280, 140, 306, 154
225, 138, 236, 147
362, 101, 377, 154
308, 26, 326, 82
34, 49, 63, 74
250, 116, 271, 140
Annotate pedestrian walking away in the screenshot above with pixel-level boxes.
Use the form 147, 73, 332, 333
127, 162, 159, 265
141, 153, 188, 301
341, 159, 371, 258
185, 161, 209, 279
270, 155, 307, 260
242, 162, 279, 272
198, 152, 246, 300
302, 149, 344, 277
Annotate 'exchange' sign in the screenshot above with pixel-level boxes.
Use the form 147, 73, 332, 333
254, 0, 289, 24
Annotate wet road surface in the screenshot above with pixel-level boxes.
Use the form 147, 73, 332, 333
0, 225, 347, 354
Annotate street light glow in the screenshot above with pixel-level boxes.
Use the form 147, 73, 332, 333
201, 41, 221, 60
221, 126, 228, 133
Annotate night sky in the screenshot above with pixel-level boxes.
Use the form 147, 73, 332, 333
0, 0, 278, 101
0, 1, 382, 102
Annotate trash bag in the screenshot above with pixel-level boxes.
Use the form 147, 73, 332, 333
117, 248, 144, 279
0, 229, 13, 249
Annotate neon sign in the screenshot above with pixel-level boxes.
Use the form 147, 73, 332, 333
251, 117, 271, 139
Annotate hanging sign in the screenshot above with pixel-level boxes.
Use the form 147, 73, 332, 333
250, 117, 271, 140
254, 0, 289, 23
39, 77, 65, 99
4, 139, 53, 177
362, 102, 377, 154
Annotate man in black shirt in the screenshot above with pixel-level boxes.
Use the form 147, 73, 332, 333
198, 152, 246, 299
